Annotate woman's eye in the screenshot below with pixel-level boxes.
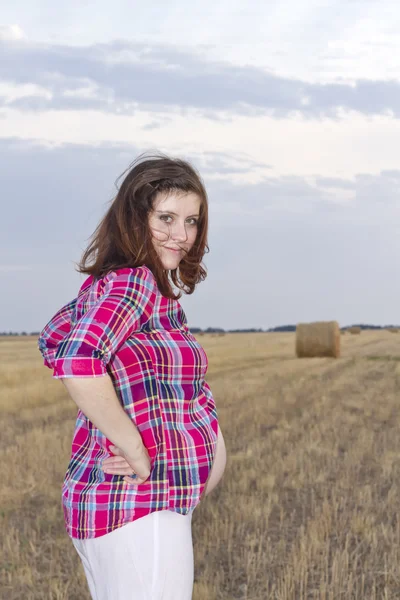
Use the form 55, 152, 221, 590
160, 215, 198, 225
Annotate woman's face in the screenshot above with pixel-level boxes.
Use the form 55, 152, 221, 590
148, 190, 201, 270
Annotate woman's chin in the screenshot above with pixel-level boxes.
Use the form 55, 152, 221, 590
159, 255, 181, 270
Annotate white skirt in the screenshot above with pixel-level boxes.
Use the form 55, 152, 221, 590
71, 509, 194, 600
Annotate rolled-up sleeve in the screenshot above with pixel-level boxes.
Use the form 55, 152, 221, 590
38, 297, 77, 370
52, 267, 157, 379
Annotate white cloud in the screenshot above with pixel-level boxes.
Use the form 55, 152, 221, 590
61, 81, 102, 100
0, 82, 52, 103
2, 37, 400, 120
2, 0, 400, 82
0, 24, 25, 41
2, 106, 400, 180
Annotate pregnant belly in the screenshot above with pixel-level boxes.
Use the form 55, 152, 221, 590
204, 425, 227, 496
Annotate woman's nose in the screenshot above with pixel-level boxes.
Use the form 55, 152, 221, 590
171, 221, 189, 241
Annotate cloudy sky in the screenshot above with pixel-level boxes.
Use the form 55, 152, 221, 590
1, 1, 400, 333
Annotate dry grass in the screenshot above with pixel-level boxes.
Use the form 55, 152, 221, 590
2, 331, 400, 599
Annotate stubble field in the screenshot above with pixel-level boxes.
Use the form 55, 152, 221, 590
1, 330, 400, 599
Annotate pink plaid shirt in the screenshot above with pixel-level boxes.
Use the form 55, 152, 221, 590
38, 266, 218, 539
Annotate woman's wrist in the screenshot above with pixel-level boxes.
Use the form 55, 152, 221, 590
121, 437, 147, 461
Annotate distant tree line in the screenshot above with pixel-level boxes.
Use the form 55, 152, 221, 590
265, 324, 400, 332
1, 324, 399, 337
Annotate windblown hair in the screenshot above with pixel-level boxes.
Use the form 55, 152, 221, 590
75, 152, 209, 299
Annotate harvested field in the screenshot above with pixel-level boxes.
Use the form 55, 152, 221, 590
1, 330, 400, 599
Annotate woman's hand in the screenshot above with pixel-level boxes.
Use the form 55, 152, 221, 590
102, 444, 151, 485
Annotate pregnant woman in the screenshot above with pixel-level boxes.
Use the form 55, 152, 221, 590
37, 153, 227, 600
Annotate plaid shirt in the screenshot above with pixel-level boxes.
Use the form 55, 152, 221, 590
38, 266, 218, 539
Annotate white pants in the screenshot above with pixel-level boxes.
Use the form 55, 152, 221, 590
71, 510, 194, 600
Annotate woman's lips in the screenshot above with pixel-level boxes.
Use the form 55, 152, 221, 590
165, 247, 182, 253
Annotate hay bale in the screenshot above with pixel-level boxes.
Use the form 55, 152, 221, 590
296, 321, 340, 358
387, 328, 399, 333
347, 326, 361, 335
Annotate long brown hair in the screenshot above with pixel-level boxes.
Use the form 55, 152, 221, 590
74, 152, 209, 299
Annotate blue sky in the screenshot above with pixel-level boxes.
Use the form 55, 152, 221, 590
1, 2, 400, 331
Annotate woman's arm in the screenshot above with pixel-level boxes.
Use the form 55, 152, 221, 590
62, 374, 149, 477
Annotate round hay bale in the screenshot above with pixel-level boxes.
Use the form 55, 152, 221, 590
348, 326, 361, 335
387, 328, 399, 333
296, 321, 340, 358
